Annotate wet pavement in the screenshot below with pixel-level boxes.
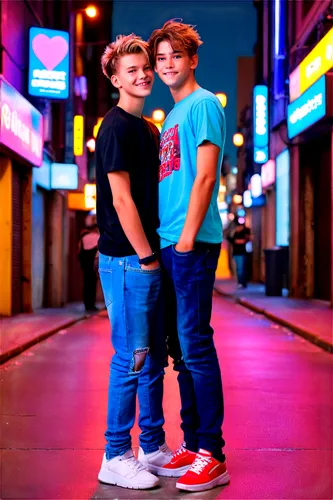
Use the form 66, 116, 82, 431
1, 297, 332, 499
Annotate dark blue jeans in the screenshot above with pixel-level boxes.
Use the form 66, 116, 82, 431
161, 243, 225, 461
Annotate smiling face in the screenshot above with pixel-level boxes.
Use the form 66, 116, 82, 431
111, 53, 154, 98
154, 40, 198, 90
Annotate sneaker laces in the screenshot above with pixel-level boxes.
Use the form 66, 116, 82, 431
120, 454, 146, 473
190, 455, 212, 475
173, 443, 187, 458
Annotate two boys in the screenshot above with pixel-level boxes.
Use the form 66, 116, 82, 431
95, 20, 228, 493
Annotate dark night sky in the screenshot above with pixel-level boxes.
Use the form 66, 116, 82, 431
112, 0, 257, 164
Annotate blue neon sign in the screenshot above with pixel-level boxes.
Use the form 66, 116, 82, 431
29, 27, 70, 99
276, 149, 290, 246
253, 85, 269, 164
51, 163, 78, 190
287, 76, 326, 139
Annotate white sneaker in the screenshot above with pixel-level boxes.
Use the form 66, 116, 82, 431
98, 450, 159, 489
138, 442, 174, 476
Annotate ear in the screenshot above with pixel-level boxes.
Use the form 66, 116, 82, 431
111, 74, 122, 89
190, 54, 198, 70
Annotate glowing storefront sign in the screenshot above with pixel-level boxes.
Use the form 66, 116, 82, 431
84, 183, 96, 210
243, 190, 252, 208
250, 174, 262, 198
74, 115, 84, 156
0, 76, 43, 166
287, 76, 326, 139
51, 163, 78, 190
261, 159, 276, 189
29, 27, 69, 99
253, 85, 269, 164
276, 150, 290, 247
289, 28, 333, 102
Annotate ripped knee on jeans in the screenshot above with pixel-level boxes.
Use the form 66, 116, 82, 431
132, 347, 149, 372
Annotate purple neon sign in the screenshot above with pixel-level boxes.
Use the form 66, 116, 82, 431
0, 76, 44, 166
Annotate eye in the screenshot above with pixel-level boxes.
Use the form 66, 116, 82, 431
128, 70, 135, 73
174, 55, 181, 59
145, 65, 152, 70
157, 57, 165, 61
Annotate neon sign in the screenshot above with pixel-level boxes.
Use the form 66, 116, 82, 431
287, 76, 326, 139
261, 159, 276, 188
253, 85, 269, 164
29, 27, 69, 99
289, 28, 333, 102
0, 77, 43, 166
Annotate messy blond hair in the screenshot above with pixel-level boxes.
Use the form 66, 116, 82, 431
148, 20, 203, 64
101, 34, 150, 80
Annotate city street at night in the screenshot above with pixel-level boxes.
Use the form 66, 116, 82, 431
1, 295, 332, 499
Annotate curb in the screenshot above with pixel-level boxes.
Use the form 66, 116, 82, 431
0, 314, 88, 365
214, 286, 333, 354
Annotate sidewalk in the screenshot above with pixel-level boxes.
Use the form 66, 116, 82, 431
214, 279, 333, 353
0, 303, 102, 364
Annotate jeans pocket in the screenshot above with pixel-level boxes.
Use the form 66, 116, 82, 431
172, 244, 196, 257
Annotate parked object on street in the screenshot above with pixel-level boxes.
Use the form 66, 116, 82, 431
264, 247, 284, 296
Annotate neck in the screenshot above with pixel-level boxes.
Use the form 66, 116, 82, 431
170, 75, 200, 104
117, 94, 145, 118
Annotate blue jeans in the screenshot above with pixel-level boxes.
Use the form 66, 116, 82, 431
161, 244, 225, 461
99, 253, 166, 459
234, 254, 247, 286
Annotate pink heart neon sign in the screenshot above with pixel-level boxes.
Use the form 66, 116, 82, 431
32, 34, 69, 71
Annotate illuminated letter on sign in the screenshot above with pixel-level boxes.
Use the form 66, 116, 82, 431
253, 85, 269, 164
73, 115, 84, 156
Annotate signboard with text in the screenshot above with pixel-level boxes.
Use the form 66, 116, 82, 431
253, 85, 269, 164
287, 76, 327, 139
29, 27, 70, 99
289, 28, 333, 102
0, 76, 43, 166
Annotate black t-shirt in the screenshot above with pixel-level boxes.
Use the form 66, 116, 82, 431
231, 226, 251, 256
95, 106, 160, 257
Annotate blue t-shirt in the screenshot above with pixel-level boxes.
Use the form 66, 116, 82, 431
158, 88, 226, 249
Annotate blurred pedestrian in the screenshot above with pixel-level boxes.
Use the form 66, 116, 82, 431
78, 216, 99, 312
148, 20, 229, 492
95, 34, 171, 490
229, 218, 251, 288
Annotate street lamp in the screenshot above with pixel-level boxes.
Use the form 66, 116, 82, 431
215, 93, 227, 108
152, 109, 165, 123
85, 5, 98, 18
233, 133, 244, 147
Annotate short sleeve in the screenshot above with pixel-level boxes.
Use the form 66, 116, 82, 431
98, 126, 130, 175
192, 99, 225, 149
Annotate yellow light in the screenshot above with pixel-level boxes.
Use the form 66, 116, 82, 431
152, 109, 165, 123
215, 93, 227, 108
219, 185, 226, 193
299, 27, 333, 94
84, 183, 96, 210
73, 115, 84, 156
233, 133, 244, 147
85, 5, 98, 18
232, 194, 243, 205
93, 117, 103, 138
86, 138, 96, 152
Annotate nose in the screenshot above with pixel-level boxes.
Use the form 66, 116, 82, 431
165, 56, 174, 69
138, 68, 148, 79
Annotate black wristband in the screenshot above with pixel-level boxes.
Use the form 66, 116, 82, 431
138, 252, 158, 265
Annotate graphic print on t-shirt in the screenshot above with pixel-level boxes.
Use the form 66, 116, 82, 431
159, 124, 180, 182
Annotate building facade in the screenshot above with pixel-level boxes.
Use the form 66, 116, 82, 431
237, 0, 332, 304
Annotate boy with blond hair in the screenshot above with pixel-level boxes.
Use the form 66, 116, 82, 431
147, 20, 229, 492
96, 34, 172, 490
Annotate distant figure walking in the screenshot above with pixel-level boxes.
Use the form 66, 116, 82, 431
78, 216, 99, 312
229, 219, 251, 289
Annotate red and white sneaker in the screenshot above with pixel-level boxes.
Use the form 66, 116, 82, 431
160, 443, 196, 477
176, 449, 230, 492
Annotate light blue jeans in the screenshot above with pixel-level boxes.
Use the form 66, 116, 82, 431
99, 252, 166, 459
